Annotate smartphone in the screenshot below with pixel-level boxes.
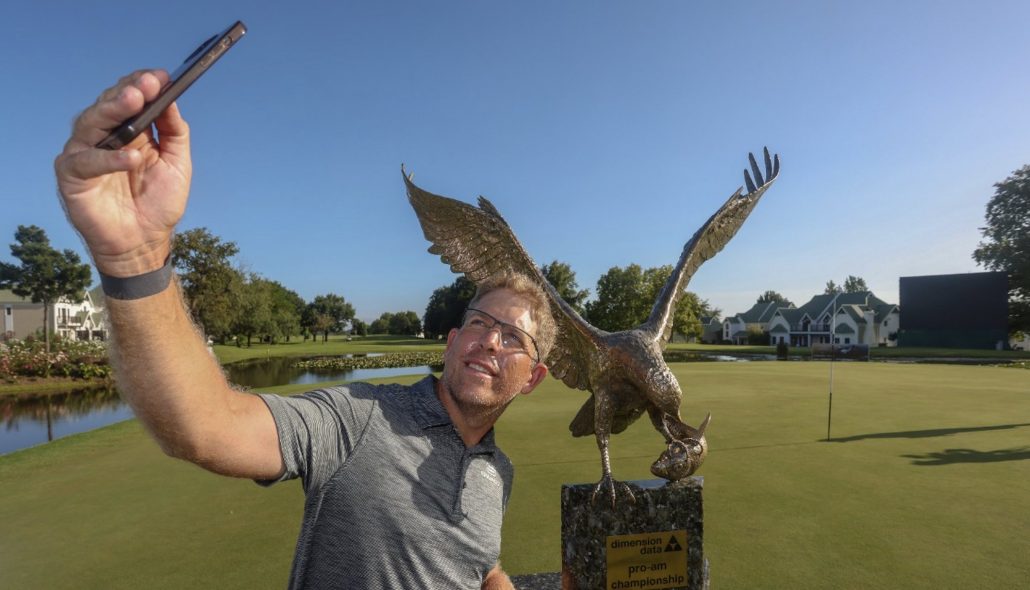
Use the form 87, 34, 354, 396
96, 21, 247, 150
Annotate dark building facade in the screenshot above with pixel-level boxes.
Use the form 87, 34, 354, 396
898, 272, 1008, 349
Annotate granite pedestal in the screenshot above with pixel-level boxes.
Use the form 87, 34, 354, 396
560, 477, 707, 590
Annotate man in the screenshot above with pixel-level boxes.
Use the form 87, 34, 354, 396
55, 70, 556, 589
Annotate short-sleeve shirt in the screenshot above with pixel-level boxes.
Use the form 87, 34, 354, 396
258, 375, 513, 589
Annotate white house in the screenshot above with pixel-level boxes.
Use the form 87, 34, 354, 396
722, 301, 785, 344
1, 286, 107, 341
765, 291, 899, 348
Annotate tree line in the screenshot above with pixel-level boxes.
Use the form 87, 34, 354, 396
422, 260, 720, 342
4, 159, 1027, 351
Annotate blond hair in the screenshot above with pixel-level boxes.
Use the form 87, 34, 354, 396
469, 274, 557, 361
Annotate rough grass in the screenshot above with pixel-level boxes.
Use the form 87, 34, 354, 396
1, 363, 1027, 588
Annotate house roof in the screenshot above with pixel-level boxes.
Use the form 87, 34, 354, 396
0, 289, 32, 304
874, 303, 898, 323
776, 308, 807, 324
834, 323, 856, 334
88, 285, 105, 308
733, 301, 791, 324
838, 304, 867, 325
796, 291, 895, 320
770, 323, 790, 333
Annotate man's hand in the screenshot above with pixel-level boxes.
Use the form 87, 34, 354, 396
482, 563, 515, 590
54, 70, 191, 277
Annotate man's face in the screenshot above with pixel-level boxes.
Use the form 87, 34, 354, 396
440, 288, 545, 416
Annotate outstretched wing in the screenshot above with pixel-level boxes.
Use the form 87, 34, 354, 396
643, 148, 780, 347
404, 169, 603, 391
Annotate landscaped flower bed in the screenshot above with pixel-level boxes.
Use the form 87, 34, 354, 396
0, 338, 111, 382
292, 351, 444, 371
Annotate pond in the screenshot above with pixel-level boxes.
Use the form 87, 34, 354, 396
222, 354, 440, 389
1, 356, 438, 456
1, 385, 134, 456
11, 351, 1002, 455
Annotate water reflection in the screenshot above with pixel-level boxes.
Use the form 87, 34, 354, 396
0, 385, 134, 455
223, 354, 441, 389
1, 356, 441, 456
1, 351, 783, 455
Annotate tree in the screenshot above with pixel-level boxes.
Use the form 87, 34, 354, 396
0, 225, 92, 353
585, 264, 648, 331
642, 265, 718, 341
231, 276, 303, 346
585, 264, 716, 339
306, 293, 355, 342
350, 318, 368, 337
369, 312, 393, 335
389, 311, 422, 336
540, 260, 589, 315
372, 311, 422, 336
234, 275, 274, 347
171, 227, 245, 342
843, 275, 868, 293
264, 280, 305, 342
423, 276, 477, 339
757, 290, 793, 307
974, 164, 1030, 334
824, 280, 842, 295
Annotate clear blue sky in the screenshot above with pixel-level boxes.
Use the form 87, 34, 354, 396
4, 1, 1028, 322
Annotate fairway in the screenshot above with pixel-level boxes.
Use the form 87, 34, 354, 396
1, 362, 1027, 588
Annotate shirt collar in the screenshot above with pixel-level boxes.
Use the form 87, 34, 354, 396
410, 375, 498, 452
411, 375, 451, 429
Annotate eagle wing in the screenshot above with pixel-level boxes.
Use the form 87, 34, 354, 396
404, 170, 603, 392
643, 148, 780, 347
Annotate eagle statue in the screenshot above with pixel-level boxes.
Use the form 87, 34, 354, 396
405, 148, 780, 506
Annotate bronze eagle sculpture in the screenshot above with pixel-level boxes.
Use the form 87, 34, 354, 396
406, 148, 779, 506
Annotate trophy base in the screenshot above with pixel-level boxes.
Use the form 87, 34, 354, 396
559, 477, 707, 590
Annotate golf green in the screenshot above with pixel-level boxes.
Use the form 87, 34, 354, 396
1, 362, 1026, 588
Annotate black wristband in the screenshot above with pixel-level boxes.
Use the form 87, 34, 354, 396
99, 256, 174, 300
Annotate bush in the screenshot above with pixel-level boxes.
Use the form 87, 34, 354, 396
776, 341, 789, 360
0, 338, 110, 381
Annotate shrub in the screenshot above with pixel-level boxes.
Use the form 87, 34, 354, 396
0, 338, 110, 381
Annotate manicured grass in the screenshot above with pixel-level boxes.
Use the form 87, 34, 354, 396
211, 334, 444, 364
666, 342, 1030, 360
2, 363, 1028, 588
0, 377, 113, 397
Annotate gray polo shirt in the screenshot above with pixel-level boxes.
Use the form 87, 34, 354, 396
258, 375, 513, 589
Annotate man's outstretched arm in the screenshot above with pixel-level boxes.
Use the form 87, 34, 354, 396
55, 71, 283, 479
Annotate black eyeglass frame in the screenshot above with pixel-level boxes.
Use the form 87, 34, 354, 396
461, 307, 541, 364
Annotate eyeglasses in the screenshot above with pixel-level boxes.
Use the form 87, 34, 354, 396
460, 307, 540, 364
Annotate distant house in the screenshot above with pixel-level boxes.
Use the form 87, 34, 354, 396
767, 291, 899, 347
722, 291, 900, 347
669, 315, 723, 344
700, 315, 722, 344
1, 286, 108, 341
722, 301, 784, 344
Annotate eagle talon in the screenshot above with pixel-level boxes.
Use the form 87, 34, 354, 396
591, 475, 636, 508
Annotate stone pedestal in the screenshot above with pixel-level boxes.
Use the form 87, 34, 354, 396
560, 478, 707, 590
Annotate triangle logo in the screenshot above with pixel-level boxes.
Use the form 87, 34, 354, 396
664, 535, 683, 552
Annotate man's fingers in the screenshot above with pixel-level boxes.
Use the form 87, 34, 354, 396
56, 146, 140, 185
75, 70, 169, 147
73, 86, 145, 146
152, 102, 191, 163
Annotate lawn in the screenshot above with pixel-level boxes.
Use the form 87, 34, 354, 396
1, 362, 1027, 588
211, 334, 445, 364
